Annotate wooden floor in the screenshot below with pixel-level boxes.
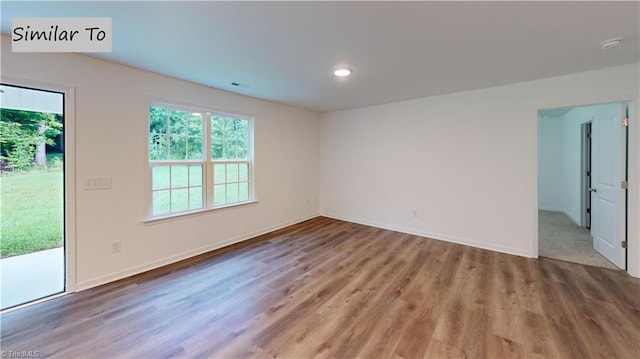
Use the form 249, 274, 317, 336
2, 217, 639, 358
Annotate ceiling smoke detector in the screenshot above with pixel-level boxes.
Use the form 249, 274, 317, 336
599, 37, 623, 50
230, 82, 251, 88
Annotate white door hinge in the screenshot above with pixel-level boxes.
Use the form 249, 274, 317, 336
621, 181, 628, 190
622, 117, 629, 127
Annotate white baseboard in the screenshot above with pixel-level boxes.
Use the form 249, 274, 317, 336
75, 212, 320, 291
539, 208, 583, 227
321, 212, 534, 258
563, 211, 582, 226
538, 207, 563, 212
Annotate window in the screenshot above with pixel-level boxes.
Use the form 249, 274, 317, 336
148, 102, 253, 218
211, 116, 251, 206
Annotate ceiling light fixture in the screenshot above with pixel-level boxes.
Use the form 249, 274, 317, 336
333, 68, 352, 77
600, 37, 623, 50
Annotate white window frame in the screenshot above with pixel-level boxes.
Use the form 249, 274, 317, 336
147, 101, 255, 221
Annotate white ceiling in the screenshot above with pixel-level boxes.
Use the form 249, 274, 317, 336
1, 1, 638, 113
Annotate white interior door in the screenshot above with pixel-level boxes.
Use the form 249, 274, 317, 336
591, 103, 626, 268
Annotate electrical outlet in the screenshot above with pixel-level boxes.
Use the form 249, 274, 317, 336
306, 199, 311, 206
413, 210, 418, 218
111, 241, 121, 253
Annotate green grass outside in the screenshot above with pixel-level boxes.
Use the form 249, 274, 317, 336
0, 169, 63, 258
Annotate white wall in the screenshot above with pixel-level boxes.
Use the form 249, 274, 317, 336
1, 35, 321, 289
537, 115, 564, 212
320, 63, 640, 277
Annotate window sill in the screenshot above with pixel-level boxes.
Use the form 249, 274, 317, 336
143, 200, 258, 225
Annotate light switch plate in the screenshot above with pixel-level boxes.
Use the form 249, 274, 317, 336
84, 177, 112, 190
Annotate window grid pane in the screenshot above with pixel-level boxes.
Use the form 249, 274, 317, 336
171, 165, 188, 188
238, 163, 248, 181
152, 190, 170, 216
213, 163, 226, 184
214, 184, 226, 206
211, 116, 249, 160
189, 187, 203, 209
171, 188, 189, 213
212, 161, 250, 206
151, 164, 204, 215
150, 106, 204, 162
238, 182, 249, 201
189, 165, 202, 186
152, 166, 170, 190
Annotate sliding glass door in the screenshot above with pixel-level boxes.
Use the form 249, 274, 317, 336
0, 84, 65, 310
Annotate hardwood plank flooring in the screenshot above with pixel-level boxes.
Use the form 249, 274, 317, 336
1, 217, 639, 358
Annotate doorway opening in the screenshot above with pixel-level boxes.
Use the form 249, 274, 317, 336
0, 84, 66, 310
537, 101, 628, 270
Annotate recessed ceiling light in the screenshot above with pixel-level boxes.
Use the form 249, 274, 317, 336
333, 68, 352, 77
600, 37, 623, 50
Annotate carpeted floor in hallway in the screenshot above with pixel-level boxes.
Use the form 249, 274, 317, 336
538, 210, 618, 270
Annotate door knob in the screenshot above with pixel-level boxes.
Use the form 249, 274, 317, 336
589, 188, 597, 192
